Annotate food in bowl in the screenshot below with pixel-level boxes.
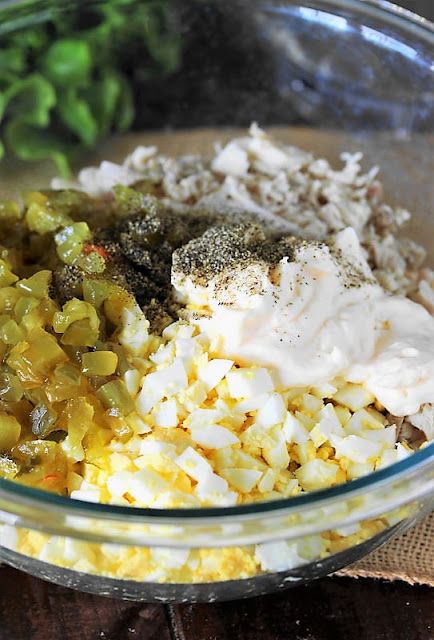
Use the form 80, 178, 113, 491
0, 125, 432, 582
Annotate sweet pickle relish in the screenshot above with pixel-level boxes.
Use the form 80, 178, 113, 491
0, 187, 191, 490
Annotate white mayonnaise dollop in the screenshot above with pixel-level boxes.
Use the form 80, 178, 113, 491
172, 227, 434, 416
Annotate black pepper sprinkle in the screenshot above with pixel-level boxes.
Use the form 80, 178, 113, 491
172, 221, 375, 307
76, 185, 379, 335
172, 223, 305, 299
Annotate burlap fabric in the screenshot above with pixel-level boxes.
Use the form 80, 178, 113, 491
1, 128, 433, 587
339, 513, 434, 586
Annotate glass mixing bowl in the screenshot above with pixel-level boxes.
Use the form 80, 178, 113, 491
0, 0, 433, 602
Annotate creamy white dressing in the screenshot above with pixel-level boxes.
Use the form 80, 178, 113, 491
172, 228, 434, 416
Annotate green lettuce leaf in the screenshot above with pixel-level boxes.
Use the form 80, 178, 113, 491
57, 88, 98, 146
5, 120, 70, 176
0, 1, 182, 174
4, 73, 56, 126
42, 39, 92, 87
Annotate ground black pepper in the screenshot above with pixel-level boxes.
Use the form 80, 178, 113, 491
54, 186, 377, 335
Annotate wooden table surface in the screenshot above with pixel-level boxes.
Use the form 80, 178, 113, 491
0, 566, 432, 640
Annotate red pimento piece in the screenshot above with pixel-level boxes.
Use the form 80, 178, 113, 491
83, 244, 109, 259
43, 474, 59, 482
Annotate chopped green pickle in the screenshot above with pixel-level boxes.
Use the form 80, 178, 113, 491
0, 319, 25, 345
96, 379, 135, 415
30, 403, 58, 438
82, 278, 114, 307
53, 299, 100, 346
16, 270, 52, 299
0, 259, 19, 287
0, 456, 20, 479
14, 297, 40, 322
0, 371, 24, 402
26, 201, 72, 234
77, 251, 106, 274
0, 200, 21, 221
55, 222, 91, 264
82, 351, 118, 376
0, 413, 21, 451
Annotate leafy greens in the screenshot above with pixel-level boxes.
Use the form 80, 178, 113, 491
0, 0, 180, 175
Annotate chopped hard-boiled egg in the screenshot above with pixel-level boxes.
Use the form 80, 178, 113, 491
255, 393, 286, 427
5, 316, 430, 585
226, 368, 274, 398
295, 459, 339, 491
333, 384, 375, 412
154, 399, 178, 428
54, 318, 421, 520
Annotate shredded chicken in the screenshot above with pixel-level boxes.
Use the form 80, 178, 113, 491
53, 124, 429, 301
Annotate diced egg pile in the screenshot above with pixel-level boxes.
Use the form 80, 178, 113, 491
70, 318, 411, 508
4, 311, 419, 583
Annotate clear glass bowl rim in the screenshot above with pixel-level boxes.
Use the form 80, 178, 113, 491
0, 0, 432, 525
1, 0, 432, 37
